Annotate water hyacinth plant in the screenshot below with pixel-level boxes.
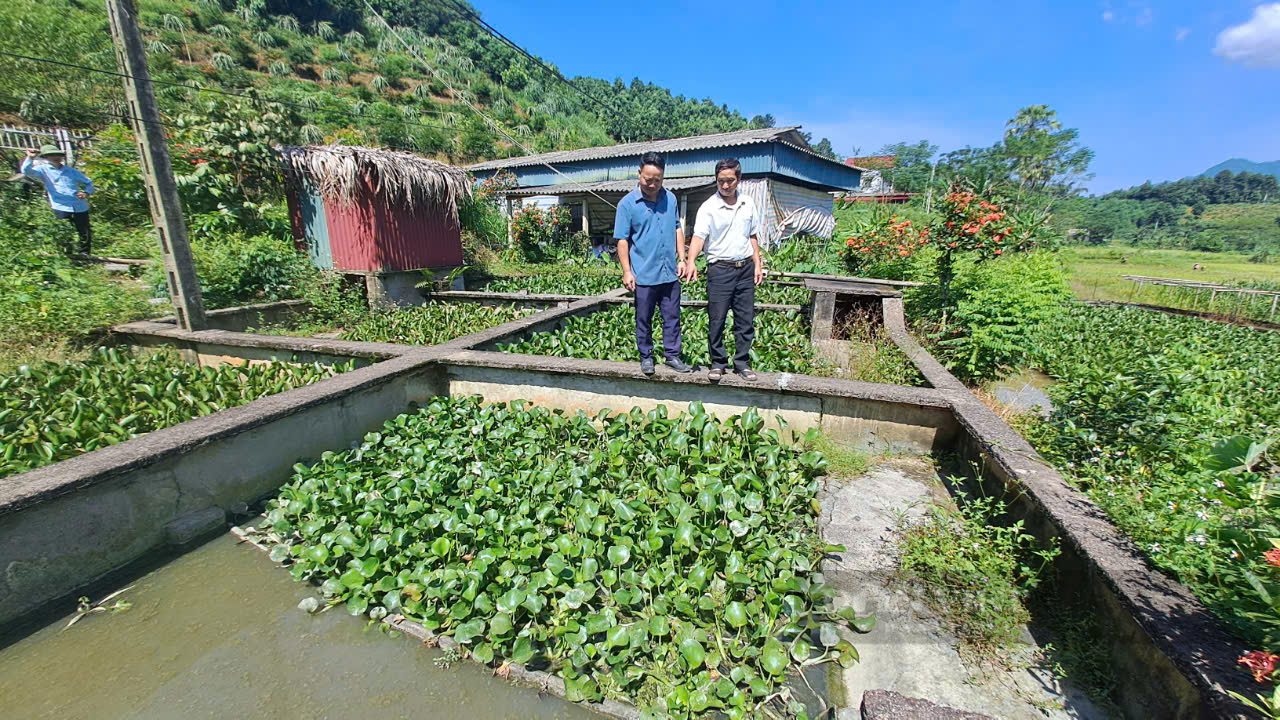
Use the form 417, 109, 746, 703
260, 398, 873, 718
339, 302, 531, 345
0, 347, 348, 478
499, 306, 823, 375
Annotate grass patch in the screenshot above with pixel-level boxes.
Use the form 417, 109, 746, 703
802, 432, 871, 478
1063, 245, 1280, 303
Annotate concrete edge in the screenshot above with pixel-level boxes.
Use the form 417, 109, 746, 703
878, 297, 1253, 717
116, 320, 413, 360
229, 524, 648, 720
439, 349, 952, 410
0, 352, 443, 517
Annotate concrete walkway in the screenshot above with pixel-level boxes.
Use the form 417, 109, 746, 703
820, 460, 1108, 719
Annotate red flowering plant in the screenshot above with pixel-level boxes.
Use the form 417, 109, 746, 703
474, 169, 517, 204
839, 205, 931, 279
510, 204, 572, 262
928, 182, 1054, 300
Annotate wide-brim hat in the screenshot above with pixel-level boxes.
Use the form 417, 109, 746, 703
38, 144, 65, 157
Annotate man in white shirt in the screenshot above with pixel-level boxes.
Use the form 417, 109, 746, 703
682, 158, 763, 381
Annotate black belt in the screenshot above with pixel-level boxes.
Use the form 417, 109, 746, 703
710, 257, 752, 268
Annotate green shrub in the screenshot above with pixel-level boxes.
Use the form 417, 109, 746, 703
0, 191, 149, 348
910, 251, 1071, 382
148, 230, 313, 309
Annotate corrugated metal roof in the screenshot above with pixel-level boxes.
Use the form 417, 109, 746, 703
499, 176, 716, 196
468, 126, 846, 172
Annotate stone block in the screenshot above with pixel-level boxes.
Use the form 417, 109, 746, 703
860, 690, 993, 719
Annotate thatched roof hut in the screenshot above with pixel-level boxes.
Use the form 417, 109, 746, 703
278, 145, 471, 275
279, 144, 472, 225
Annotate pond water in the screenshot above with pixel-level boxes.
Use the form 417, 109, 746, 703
0, 533, 596, 720
991, 368, 1055, 416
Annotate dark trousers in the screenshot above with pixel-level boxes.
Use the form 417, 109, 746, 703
707, 260, 756, 370
53, 209, 92, 255
634, 281, 682, 361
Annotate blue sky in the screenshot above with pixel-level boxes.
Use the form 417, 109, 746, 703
473, 0, 1280, 194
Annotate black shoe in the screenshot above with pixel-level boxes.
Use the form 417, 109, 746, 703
665, 358, 692, 373
640, 358, 655, 376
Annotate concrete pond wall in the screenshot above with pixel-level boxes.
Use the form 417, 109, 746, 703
0, 286, 1257, 718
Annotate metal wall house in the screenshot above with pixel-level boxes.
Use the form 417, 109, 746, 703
470, 127, 860, 245
281, 145, 471, 276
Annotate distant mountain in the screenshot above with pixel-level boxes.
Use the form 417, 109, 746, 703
1200, 159, 1280, 179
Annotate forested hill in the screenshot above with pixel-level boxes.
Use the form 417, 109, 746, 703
1200, 159, 1280, 180
0, 0, 790, 163
1103, 169, 1278, 207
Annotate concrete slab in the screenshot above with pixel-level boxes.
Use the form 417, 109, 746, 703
820, 460, 1107, 720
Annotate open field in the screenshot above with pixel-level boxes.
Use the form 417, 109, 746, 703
1062, 245, 1280, 303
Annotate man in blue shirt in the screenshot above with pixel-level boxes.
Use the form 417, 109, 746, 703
21, 144, 96, 255
614, 152, 692, 376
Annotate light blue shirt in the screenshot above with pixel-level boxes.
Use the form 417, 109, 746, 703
20, 158, 95, 213
613, 187, 681, 286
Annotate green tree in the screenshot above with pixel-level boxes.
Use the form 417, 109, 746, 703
460, 116, 498, 160
812, 137, 840, 161
750, 113, 776, 129
1000, 105, 1094, 196
877, 140, 938, 193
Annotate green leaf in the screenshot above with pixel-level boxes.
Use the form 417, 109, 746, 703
762, 637, 789, 675
725, 601, 748, 628
511, 636, 535, 664
607, 544, 631, 566
454, 618, 486, 644
430, 537, 451, 557
339, 568, 366, 589
679, 637, 706, 669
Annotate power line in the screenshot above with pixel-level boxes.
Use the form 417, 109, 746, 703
430, 0, 625, 122
364, 1, 619, 209
0, 50, 461, 136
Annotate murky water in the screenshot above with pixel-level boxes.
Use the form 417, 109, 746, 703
991, 368, 1055, 416
0, 534, 597, 720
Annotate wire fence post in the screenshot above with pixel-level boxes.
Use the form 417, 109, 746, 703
104, 0, 206, 331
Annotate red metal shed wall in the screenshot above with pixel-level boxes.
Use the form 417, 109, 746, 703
323, 177, 463, 273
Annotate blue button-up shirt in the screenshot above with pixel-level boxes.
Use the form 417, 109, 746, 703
20, 158, 95, 213
613, 187, 681, 286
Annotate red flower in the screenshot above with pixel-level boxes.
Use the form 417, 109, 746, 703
1265, 548, 1280, 568
1239, 651, 1279, 683
993, 249, 1002, 255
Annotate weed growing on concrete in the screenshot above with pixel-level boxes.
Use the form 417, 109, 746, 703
896, 489, 1060, 657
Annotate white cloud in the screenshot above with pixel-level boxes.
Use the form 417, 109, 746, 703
1214, 2, 1280, 67
1102, 10, 1114, 22
1175, 27, 1191, 42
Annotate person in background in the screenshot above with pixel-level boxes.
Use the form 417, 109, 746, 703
682, 157, 762, 381
614, 152, 693, 376
21, 144, 95, 256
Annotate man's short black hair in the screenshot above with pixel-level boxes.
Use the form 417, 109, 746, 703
715, 157, 742, 177
639, 152, 665, 172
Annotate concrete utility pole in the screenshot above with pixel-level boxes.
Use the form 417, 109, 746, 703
105, 0, 206, 330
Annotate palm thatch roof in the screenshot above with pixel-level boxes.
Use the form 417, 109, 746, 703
278, 145, 472, 223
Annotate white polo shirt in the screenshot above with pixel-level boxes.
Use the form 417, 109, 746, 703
693, 192, 759, 263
